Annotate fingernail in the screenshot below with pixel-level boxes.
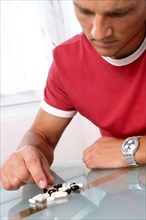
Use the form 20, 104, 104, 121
38, 180, 45, 189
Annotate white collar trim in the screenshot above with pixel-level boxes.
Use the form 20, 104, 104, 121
102, 37, 146, 66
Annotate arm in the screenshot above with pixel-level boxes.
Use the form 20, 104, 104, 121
0, 108, 72, 190
83, 136, 146, 169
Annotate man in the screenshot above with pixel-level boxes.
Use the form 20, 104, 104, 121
1, 0, 146, 190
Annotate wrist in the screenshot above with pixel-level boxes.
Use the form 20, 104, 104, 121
135, 136, 146, 164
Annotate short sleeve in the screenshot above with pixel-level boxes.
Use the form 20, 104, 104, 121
41, 61, 77, 118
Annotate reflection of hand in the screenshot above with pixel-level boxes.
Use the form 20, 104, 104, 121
0, 146, 54, 190
87, 168, 130, 193
87, 166, 146, 194
82, 137, 127, 169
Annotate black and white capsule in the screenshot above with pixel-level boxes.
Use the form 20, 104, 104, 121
71, 184, 80, 191
65, 188, 72, 194
48, 188, 57, 195
54, 183, 62, 189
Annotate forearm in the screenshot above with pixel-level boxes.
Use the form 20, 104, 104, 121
17, 129, 54, 165
135, 136, 146, 165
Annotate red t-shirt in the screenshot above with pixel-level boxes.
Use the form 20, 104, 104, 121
41, 33, 146, 138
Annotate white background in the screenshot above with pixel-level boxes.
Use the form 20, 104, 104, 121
1, 0, 100, 165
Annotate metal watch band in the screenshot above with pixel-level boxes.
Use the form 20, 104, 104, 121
124, 154, 139, 166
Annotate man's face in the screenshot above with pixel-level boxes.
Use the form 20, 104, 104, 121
73, 0, 146, 59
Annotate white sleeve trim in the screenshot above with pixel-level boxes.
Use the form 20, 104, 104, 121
40, 99, 76, 118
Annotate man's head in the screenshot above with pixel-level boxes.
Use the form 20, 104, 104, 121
73, 0, 146, 59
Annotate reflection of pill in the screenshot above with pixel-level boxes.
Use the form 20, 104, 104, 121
56, 197, 69, 204
47, 196, 55, 202
51, 191, 68, 198
33, 193, 48, 202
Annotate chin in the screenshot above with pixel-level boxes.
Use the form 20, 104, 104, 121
96, 50, 116, 58
94, 46, 120, 58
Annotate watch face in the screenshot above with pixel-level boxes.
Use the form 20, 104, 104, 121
122, 137, 138, 153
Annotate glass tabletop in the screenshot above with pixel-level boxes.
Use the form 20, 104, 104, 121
0, 161, 146, 220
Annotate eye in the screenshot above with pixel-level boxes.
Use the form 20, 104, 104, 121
109, 11, 128, 18
79, 8, 94, 16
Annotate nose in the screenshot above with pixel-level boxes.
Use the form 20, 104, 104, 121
91, 15, 113, 40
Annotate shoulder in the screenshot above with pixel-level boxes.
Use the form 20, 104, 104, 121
53, 32, 91, 58
52, 32, 99, 71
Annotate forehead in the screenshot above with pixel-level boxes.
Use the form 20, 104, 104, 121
73, 0, 138, 12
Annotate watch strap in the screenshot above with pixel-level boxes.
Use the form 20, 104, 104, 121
123, 154, 139, 166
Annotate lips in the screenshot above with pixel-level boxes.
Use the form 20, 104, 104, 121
91, 39, 117, 48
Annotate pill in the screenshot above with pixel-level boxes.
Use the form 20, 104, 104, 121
51, 191, 68, 198
76, 183, 84, 188
65, 188, 72, 194
29, 198, 36, 204
48, 188, 57, 195
71, 185, 80, 191
54, 183, 62, 189
43, 188, 48, 193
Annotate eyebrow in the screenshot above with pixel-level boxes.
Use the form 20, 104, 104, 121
107, 4, 136, 15
73, 1, 137, 15
73, 2, 94, 14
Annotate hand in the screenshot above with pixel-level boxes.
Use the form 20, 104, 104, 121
0, 146, 54, 190
83, 136, 128, 169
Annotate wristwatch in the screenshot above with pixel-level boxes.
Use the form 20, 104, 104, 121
121, 136, 141, 166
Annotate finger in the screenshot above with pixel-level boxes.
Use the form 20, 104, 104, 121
0, 167, 12, 190
11, 152, 34, 184
41, 157, 55, 185
83, 144, 96, 156
82, 149, 93, 163
82, 157, 93, 169
83, 147, 91, 155
82, 154, 91, 164
1, 164, 20, 190
23, 148, 48, 189
0, 153, 21, 190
